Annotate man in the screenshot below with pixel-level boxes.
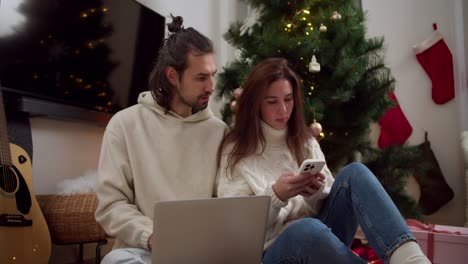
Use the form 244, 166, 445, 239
95, 15, 227, 263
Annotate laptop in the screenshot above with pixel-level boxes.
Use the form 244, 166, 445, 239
152, 195, 271, 264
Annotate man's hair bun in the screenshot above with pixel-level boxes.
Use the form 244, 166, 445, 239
167, 14, 184, 33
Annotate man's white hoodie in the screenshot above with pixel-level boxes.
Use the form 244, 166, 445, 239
95, 91, 227, 249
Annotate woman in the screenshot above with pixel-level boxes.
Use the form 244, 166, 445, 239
217, 58, 429, 264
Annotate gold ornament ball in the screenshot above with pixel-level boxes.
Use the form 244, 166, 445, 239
331, 11, 342, 20
319, 23, 327, 32
310, 121, 323, 137
233, 87, 243, 99
230, 100, 238, 112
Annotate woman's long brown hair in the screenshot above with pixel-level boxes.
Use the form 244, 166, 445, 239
218, 58, 311, 173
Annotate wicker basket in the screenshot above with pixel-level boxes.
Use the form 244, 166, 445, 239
36, 193, 107, 244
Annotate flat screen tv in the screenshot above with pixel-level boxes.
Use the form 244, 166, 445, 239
0, 0, 165, 124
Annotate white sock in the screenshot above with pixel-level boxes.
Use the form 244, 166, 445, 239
389, 241, 431, 264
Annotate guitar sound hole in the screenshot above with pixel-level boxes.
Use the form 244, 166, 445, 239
0, 166, 18, 193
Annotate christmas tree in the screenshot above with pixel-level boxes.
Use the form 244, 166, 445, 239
0, 0, 118, 111
216, 0, 424, 219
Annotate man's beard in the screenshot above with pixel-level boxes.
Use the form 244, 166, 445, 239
191, 94, 210, 112
177, 89, 210, 112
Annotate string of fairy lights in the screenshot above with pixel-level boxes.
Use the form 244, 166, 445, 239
32, 5, 113, 108
281, 8, 343, 139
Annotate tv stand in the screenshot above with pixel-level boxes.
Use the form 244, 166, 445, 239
3, 88, 113, 126
18, 97, 112, 125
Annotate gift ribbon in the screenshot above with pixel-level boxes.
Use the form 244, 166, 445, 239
406, 219, 468, 262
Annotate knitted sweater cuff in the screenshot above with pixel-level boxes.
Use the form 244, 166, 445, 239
140, 229, 152, 250
265, 183, 288, 208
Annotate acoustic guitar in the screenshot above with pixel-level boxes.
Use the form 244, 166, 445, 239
0, 87, 51, 263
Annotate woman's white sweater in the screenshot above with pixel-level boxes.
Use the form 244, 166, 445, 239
217, 122, 335, 248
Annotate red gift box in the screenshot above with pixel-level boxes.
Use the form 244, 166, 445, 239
407, 219, 468, 264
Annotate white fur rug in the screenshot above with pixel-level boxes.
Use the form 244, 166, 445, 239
56, 170, 98, 195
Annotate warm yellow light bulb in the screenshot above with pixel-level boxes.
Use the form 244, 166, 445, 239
303, 10, 310, 14
81, 13, 88, 18
286, 23, 292, 28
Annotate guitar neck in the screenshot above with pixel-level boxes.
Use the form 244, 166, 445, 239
0, 86, 12, 166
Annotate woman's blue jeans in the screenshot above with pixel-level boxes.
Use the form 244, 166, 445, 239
262, 162, 416, 264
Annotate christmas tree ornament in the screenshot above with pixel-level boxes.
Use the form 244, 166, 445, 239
234, 49, 243, 61
413, 23, 454, 104
230, 100, 238, 112
309, 55, 320, 73
331, 11, 341, 20
378, 92, 413, 148
319, 23, 327, 32
233, 87, 243, 99
240, 6, 263, 36
310, 120, 323, 138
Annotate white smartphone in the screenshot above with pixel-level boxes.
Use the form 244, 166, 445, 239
297, 159, 326, 175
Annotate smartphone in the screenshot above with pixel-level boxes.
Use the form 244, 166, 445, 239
297, 159, 326, 175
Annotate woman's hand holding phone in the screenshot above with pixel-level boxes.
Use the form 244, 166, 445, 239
272, 159, 326, 201
297, 159, 326, 196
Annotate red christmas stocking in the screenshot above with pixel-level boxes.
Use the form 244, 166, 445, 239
378, 92, 413, 149
413, 24, 455, 104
